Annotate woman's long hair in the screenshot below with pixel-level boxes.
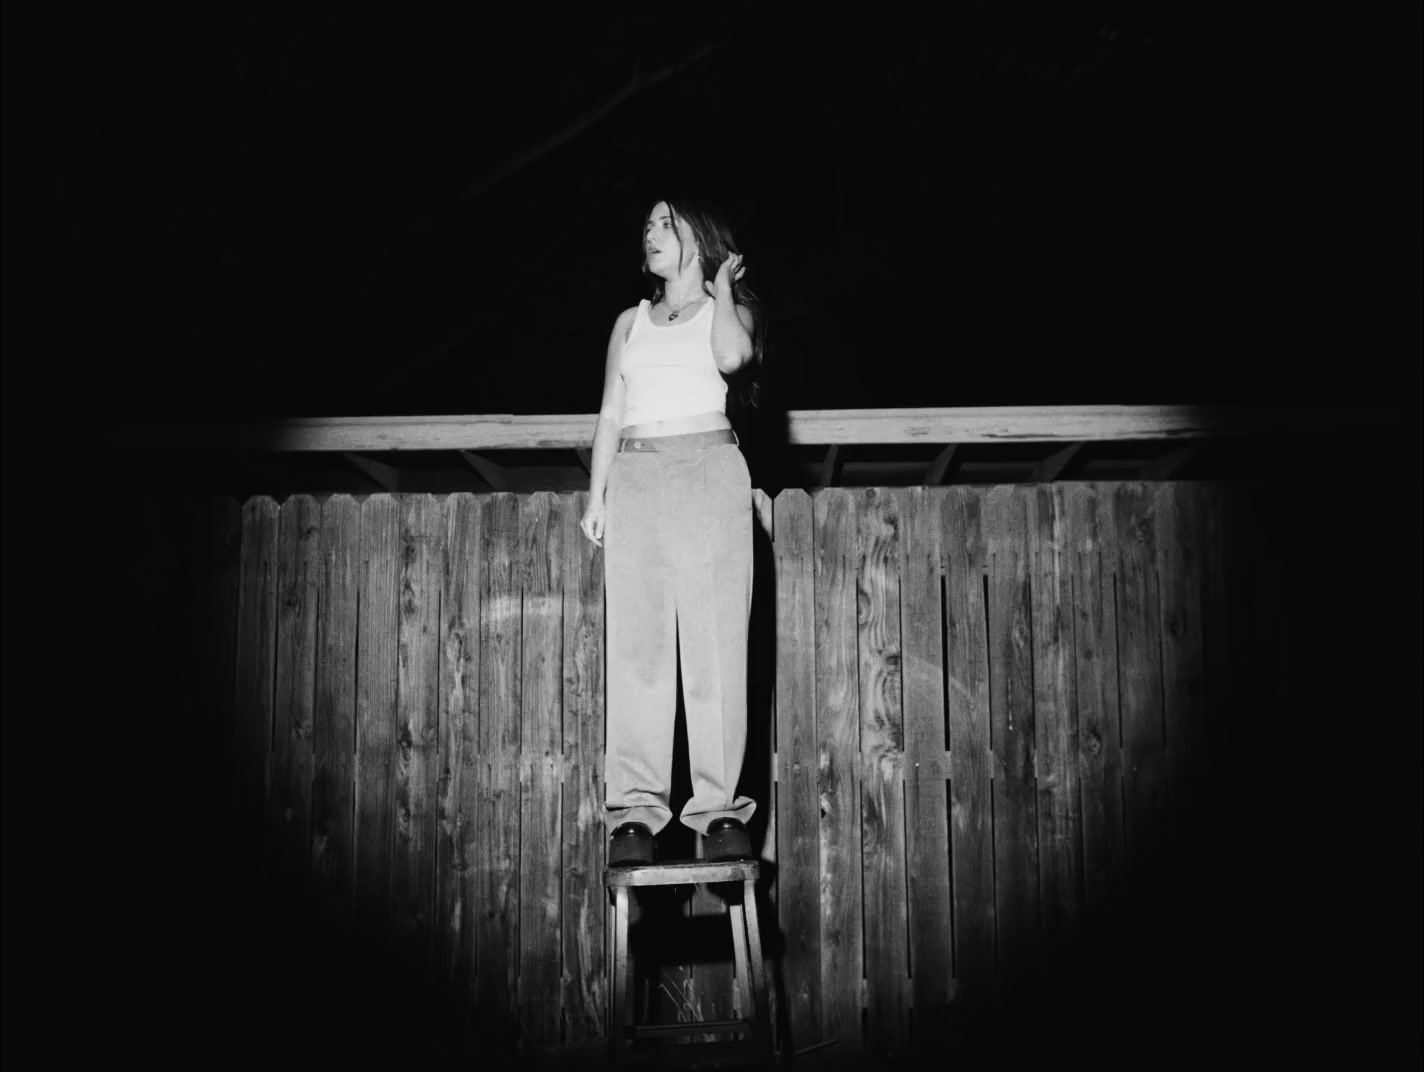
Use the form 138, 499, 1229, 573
641, 196, 766, 413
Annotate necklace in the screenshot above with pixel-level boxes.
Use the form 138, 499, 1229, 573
663, 293, 706, 322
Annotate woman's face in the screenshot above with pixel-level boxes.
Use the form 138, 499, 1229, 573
643, 202, 700, 279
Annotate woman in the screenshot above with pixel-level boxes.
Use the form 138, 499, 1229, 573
579, 197, 763, 867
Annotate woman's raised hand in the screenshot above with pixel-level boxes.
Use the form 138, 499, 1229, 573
579, 498, 606, 547
714, 252, 746, 290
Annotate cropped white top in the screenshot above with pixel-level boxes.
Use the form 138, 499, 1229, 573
619, 298, 726, 426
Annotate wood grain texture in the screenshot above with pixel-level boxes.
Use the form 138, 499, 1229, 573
752, 486, 777, 874
857, 488, 908, 1058
235, 497, 279, 864
773, 489, 820, 1053
748, 486, 778, 1040
1155, 483, 1207, 835
1065, 484, 1124, 926
902, 487, 951, 1038
1113, 484, 1166, 869
213, 484, 1248, 1055
478, 493, 522, 1018
392, 494, 443, 968
986, 486, 1040, 982
560, 490, 605, 1045
129, 404, 1332, 452
944, 488, 995, 998
1031, 486, 1083, 957
273, 495, 320, 884
438, 494, 482, 995
518, 492, 565, 1046
813, 488, 863, 1058
313, 495, 358, 913
356, 494, 400, 927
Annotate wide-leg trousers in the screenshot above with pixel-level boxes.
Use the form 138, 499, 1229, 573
602, 428, 756, 836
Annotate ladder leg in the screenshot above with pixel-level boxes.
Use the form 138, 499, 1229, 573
728, 890, 752, 1023
611, 887, 630, 1064
741, 877, 775, 1064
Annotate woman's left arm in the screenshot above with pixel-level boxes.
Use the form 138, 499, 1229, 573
709, 253, 755, 375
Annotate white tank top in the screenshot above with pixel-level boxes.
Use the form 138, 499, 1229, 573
619, 298, 727, 426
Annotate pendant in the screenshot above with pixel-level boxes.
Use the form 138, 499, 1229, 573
668, 312, 679, 321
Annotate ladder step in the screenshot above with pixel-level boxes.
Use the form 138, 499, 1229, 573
632, 1018, 753, 1040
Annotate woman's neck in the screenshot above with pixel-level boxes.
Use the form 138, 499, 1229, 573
662, 275, 708, 308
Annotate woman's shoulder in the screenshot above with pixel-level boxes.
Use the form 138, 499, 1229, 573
613, 301, 645, 343
613, 301, 647, 325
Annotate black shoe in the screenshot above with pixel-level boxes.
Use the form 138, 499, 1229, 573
609, 822, 656, 868
704, 817, 753, 862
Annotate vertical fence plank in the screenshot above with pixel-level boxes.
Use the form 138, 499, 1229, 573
752, 490, 777, 887
774, 488, 820, 1054
1113, 484, 1166, 869
218, 483, 1242, 1057
235, 497, 279, 862
273, 495, 320, 884
858, 487, 908, 1058
313, 495, 359, 913
986, 486, 1040, 983
750, 487, 779, 1033
1031, 486, 1082, 960
356, 495, 400, 928
813, 488, 863, 1058
1066, 484, 1123, 926
392, 495, 443, 969
478, 493, 522, 1024
902, 487, 952, 1045
438, 494, 482, 1000
1156, 483, 1207, 836
561, 490, 605, 1045
944, 487, 995, 1005
519, 493, 565, 1047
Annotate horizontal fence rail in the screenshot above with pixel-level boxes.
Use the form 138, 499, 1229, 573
116, 404, 1373, 452
162, 482, 1280, 1061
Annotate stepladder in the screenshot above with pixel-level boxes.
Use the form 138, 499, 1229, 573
605, 859, 775, 1068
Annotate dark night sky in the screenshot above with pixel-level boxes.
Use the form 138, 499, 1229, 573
11, 4, 1422, 419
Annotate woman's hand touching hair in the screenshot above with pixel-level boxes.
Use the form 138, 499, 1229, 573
713, 252, 746, 293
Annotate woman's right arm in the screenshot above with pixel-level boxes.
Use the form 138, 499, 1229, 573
581, 307, 635, 545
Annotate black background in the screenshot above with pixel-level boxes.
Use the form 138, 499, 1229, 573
10, 3, 1421, 420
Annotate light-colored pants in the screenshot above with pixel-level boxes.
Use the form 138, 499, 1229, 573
603, 428, 757, 837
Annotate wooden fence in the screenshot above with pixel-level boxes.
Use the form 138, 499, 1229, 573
151, 481, 1280, 1063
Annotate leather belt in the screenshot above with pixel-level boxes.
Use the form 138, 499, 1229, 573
618, 429, 738, 453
